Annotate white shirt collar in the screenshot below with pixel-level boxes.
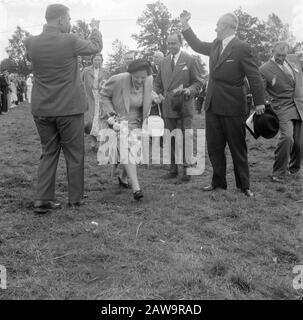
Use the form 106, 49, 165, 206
222, 34, 235, 51
171, 50, 182, 64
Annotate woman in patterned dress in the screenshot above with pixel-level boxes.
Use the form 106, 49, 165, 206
97, 59, 159, 200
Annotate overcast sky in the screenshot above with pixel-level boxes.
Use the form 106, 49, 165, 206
0, 0, 302, 67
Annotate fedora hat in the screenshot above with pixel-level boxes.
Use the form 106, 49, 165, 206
246, 104, 279, 139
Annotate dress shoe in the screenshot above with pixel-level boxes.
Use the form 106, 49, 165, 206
68, 201, 85, 208
180, 174, 191, 182
162, 172, 178, 179
33, 200, 62, 214
133, 190, 144, 201
271, 175, 285, 183
289, 170, 302, 179
202, 185, 226, 192
118, 176, 130, 188
241, 189, 254, 197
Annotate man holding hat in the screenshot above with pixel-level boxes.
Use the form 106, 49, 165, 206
25, 3, 103, 213
260, 42, 303, 182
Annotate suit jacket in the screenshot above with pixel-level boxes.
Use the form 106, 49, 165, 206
25, 25, 103, 117
154, 51, 202, 118
259, 54, 303, 121
183, 28, 265, 116
0, 75, 9, 94
100, 72, 153, 123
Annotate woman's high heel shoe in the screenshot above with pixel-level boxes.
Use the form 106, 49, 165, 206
133, 190, 144, 201
118, 176, 129, 189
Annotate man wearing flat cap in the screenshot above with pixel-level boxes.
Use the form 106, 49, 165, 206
260, 42, 303, 182
25, 3, 103, 213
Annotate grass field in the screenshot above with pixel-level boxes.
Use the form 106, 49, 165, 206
0, 102, 302, 300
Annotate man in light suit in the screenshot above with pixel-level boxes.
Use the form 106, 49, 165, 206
180, 11, 265, 196
25, 4, 103, 213
154, 32, 202, 182
260, 42, 303, 182
151, 51, 164, 79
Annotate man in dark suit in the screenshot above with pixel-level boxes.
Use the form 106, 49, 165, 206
260, 42, 303, 182
0, 70, 10, 114
154, 32, 202, 182
25, 4, 103, 213
180, 11, 265, 196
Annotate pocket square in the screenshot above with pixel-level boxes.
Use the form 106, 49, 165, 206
182, 66, 188, 71
294, 67, 299, 73
226, 59, 235, 63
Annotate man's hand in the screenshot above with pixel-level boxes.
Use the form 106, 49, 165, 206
179, 10, 191, 30
90, 19, 100, 30
153, 93, 165, 104
255, 104, 265, 115
182, 88, 191, 97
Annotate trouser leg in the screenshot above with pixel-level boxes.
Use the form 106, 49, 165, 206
205, 112, 227, 188
223, 115, 250, 190
164, 118, 179, 174
273, 120, 293, 177
289, 120, 303, 173
34, 116, 61, 201
57, 114, 85, 204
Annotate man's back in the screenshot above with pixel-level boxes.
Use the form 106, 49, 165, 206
26, 25, 102, 117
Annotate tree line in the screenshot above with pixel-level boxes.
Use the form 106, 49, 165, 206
1, 1, 301, 76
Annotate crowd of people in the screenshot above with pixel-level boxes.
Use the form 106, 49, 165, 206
2, 3, 301, 214
0, 71, 34, 114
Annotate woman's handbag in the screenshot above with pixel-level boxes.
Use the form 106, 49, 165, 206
142, 103, 165, 137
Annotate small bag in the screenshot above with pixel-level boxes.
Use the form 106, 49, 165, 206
142, 104, 165, 137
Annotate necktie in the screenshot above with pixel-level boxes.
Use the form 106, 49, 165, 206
171, 55, 175, 71
282, 63, 294, 81
214, 40, 222, 65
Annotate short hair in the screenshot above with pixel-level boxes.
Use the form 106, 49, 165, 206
168, 32, 183, 45
91, 53, 103, 64
272, 41, 290, 53
127, 59, 151, 75
221, 13, 238, 31
45, 4, 69, 22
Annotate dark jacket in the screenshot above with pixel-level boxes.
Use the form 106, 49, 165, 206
182, 28, 265, 116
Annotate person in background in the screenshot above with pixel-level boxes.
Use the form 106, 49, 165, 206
113, 50, 136, 75
0, 70, 10, 114
26, 73, 34, 103
151, 50, 164, 80
82, 53, 106, 150
17, 75, 26, 104
260, 41, 303, 182
9, 74, 18, 107
25, 3, 103, 213
78, 56, 84, 72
